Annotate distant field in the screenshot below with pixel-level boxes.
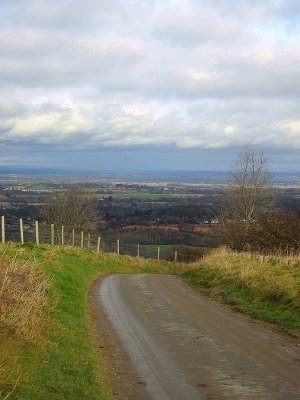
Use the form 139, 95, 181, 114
139, 244, 213, 259
97, 193, 206, 200
139, 244, 174, 260
30, 184, 48, 190
140, 244, 173, 252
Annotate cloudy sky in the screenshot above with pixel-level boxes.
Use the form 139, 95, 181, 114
0, 0, 300, 172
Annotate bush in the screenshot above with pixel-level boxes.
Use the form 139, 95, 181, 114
220, 210, 300, 254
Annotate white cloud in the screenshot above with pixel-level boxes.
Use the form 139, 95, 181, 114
0, 0, 300, 164
276, 120, 300, 146
188, 70, 211, 81
1, 97, 300, 152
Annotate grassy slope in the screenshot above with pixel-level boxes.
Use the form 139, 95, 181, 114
181, 248, 300, 339
1, 244, 300, 400
0, 243, 179, 400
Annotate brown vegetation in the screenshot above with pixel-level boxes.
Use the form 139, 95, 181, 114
0, 247, 52, 342
221, 210, 300, 253
0, 247, 53, 399
219, 147, 291, 253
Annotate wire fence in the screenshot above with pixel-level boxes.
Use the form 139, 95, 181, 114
0, 216, 177, 261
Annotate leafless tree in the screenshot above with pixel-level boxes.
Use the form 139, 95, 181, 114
231, 147, 272, 228
220, 147, 273, 249
40, 187, 98, 239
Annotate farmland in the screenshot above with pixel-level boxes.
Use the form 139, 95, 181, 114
1, 169, 300, 252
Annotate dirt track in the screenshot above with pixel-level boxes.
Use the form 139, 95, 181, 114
91, 274, 300, 400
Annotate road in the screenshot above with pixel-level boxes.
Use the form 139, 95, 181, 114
91, 274, 300, 400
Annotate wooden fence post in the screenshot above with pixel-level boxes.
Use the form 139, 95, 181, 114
72, 229, 75, 247
137, 243, 140, 257
97, 237, 101, 252
117, 239, 120, 255
1, 216, 5, 244
20, 218, 24, 245
61, 226, 64, 246
35, 221, 39, 246
174, 250, 178, 263
81, 231, 84, 248
51, 224, 54, 246
87, 233, 90, 250
157, 246, 160, 261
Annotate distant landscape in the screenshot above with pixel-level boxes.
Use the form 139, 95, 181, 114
1, 167, 300, 257
1, 166, 300, 184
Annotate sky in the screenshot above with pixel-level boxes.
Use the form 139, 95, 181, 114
0, 0, 300, 172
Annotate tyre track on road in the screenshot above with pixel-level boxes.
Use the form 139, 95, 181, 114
92, 274, 300, 400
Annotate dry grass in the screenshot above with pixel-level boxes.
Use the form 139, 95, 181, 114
0, 246, 53, 398
198, 247, 300, 310
181, 247, 300, 337
0, 246, 53, 342
0, 351, 20, 400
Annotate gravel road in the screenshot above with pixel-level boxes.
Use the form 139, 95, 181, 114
91, 274, 300, 400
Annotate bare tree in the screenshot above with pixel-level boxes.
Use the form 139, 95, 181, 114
40, 187, 98, 239
230, 147, 272, 228
220, 147, 273, 249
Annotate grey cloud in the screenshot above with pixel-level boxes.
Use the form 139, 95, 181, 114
1, 24, 299, 100
151, 4, 253, 46
1, 96, 299, 152
0, 0, 299, 166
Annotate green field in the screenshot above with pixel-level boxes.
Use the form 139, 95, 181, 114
30, 184, 48, 191
98, 193, 175, 200
97, 192, 205, 200
139, 244, 214, 258
140, 244, 174, 252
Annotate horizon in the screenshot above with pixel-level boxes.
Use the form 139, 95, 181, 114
1, 165, 300, 186
1, 165, 300, 175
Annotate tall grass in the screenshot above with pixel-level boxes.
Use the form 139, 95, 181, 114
182, 247, 300, 337
0, 247, 53, 342
202, 247, 300, 306
0, 246, 53, 400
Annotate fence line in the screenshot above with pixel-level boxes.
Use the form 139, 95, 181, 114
0, 215, 177, 261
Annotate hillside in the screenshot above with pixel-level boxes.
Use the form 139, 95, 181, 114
0, 244, 299, 400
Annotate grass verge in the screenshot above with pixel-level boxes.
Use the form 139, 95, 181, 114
181, 247, 300, 339
0, 243, 181, 400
